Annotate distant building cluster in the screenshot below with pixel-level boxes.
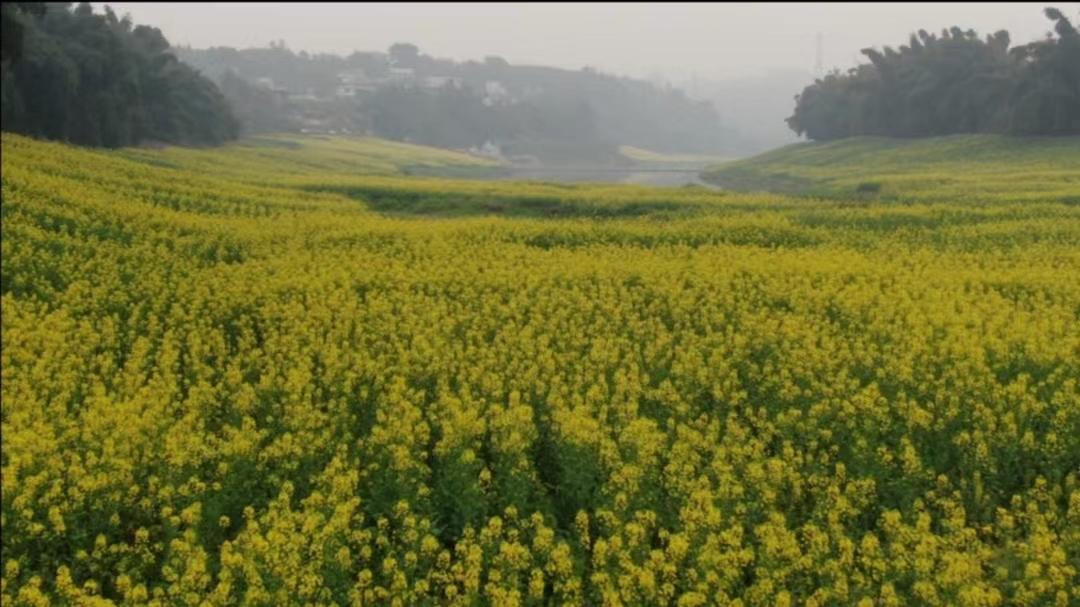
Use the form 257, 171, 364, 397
334, 70, 376, 98
332, 68, 484, 99
246, 67, 519, 135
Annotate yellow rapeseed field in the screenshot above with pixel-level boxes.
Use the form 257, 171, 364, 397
1, 133, 1078, 606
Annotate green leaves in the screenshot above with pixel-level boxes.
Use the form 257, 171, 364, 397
788, 8, 1080, 140
2, 3, 237, 148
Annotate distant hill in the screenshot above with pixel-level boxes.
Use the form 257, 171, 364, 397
173, 44, 743, 158
702, 135, 1080, 203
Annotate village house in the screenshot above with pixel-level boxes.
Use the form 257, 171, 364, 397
482, 80, 511, 106
335, 69, 378, 98
422, 75, 465, 90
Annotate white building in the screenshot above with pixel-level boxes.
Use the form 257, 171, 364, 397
336, 69, 377, 98
387, 67, 415, 83
422, 76, 464, 90
483, 81, 511, 106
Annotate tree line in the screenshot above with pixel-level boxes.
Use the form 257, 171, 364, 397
787, 8, 1080, 140
1, 2, 238, 148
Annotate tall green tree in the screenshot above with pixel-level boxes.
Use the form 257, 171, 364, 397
1007, 8, 1080, 134
0, 2, 46, 66
1, 3, 237, 147
787, 7, 1079, 140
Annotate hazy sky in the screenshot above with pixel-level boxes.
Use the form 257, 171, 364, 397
100, 2, 1080, 80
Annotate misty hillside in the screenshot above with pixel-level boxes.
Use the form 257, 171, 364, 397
678, 69, 813, 155
173, 43, 744, 162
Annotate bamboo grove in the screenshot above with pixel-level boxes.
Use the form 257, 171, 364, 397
786, 8, 1080, 140
1, 133, 1079, 605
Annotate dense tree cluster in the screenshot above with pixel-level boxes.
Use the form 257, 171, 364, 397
787, 8, 1080, 140
1, 2, 238, 147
